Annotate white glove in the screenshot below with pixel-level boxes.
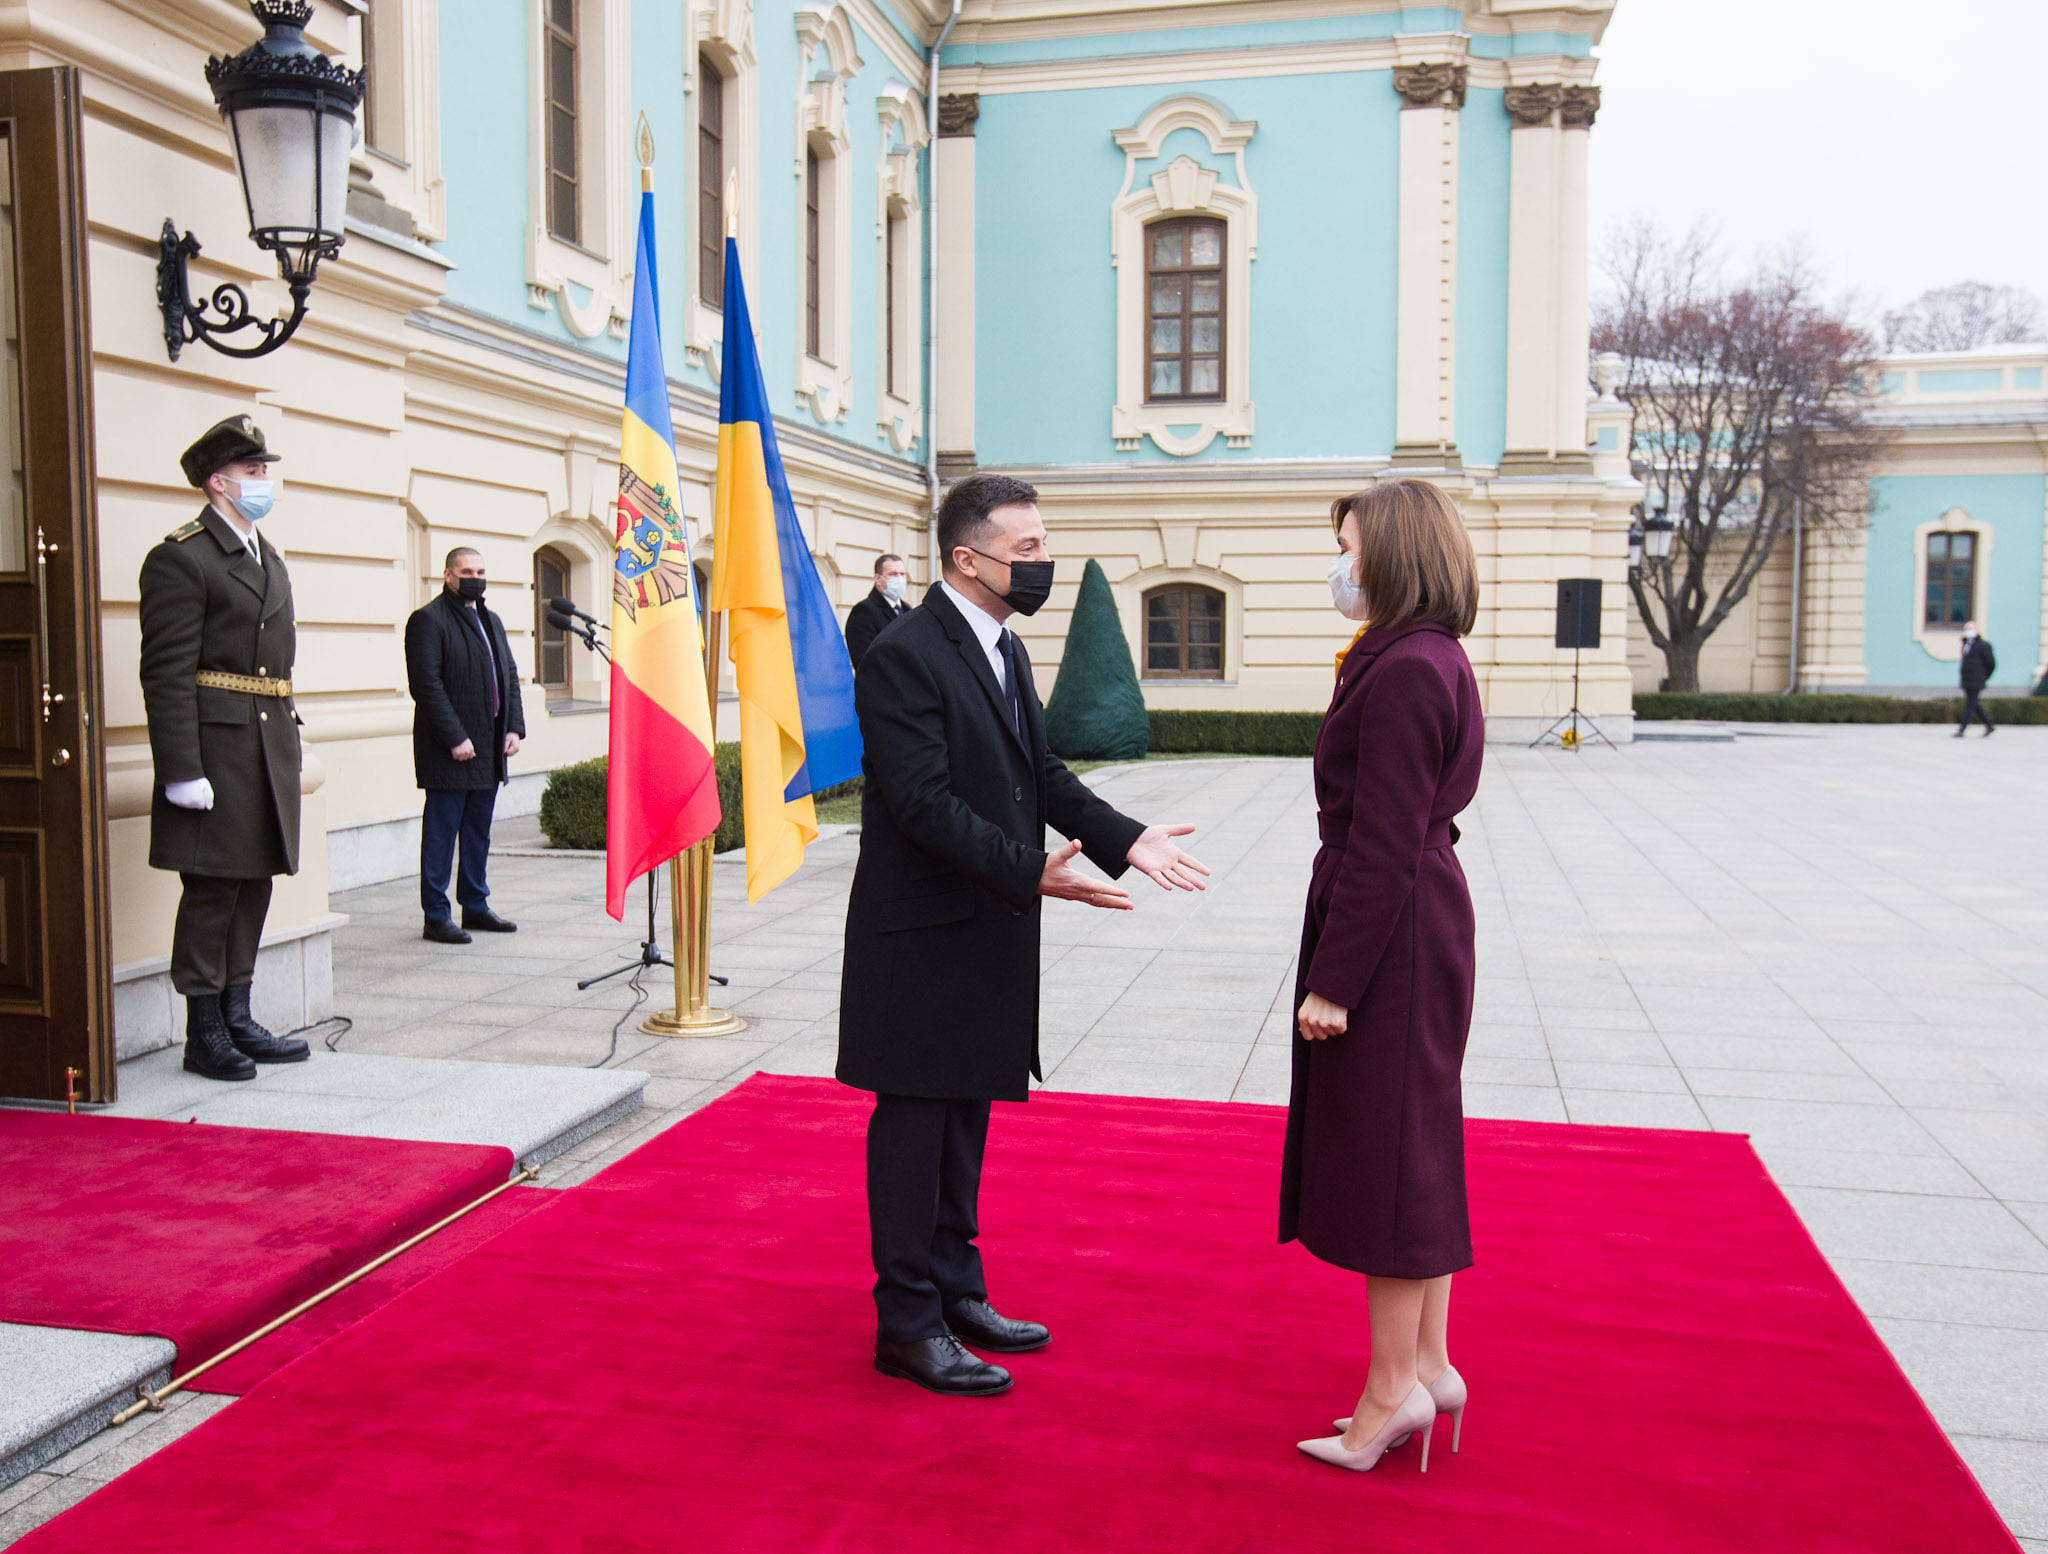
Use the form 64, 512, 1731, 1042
165, 777, 215, 811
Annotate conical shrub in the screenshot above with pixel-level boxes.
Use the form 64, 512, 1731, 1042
1043, 558, 1150, 761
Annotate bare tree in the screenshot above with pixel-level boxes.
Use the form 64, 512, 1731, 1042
1594, 226, 1891, 693
1884, 281, 2045, 353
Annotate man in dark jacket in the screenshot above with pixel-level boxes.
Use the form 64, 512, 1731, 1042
838, 473, 1209, 1397
844, 552, 910, 669
140, 416, 312, 1080
1957, 620, 1996, 737
405, 549, 526, 943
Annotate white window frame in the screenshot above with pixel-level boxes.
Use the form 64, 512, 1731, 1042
793, 6, 860, 425
1912, 507, 1991, 663
686, 0, 760, 378
347, 0, 447, 238
1111, 96, 1257, 458
875, 82, 927, 453
524, 0, 633, 339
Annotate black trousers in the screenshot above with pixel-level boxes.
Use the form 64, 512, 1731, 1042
866, 1093, 991, 1343
1960, 688, 1995, 731
420, 786, 498, 921
170, 874, 274, 996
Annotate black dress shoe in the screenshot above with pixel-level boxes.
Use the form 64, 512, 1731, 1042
461, 908, 518, 933
423, 918, 472, 944
181, 995, 256, 1082
874, 1334, 1013, 1396
944, 1298, 1050, 1354
220, 983, 309, 1063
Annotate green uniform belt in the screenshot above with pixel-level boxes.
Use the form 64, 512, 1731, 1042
195, 669, 293, 697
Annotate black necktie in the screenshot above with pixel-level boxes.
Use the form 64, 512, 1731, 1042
998, 631, 1026, 744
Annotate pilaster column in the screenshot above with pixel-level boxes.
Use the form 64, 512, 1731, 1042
1554, 86, 1600, 466
934, 92, 978, 476
1391, 62, 1466, 466
1500, 82, 1564, 471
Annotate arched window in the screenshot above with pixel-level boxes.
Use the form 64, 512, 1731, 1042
534, 546, 571, 695
1145, 218, 1225, 402
1925, 531, 1977, 626
698, 51, 725, 309
1143, 584, 1225, 679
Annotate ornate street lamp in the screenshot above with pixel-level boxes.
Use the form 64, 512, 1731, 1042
1627, 519, 1645, 573
1643, 508, 1677, 561
157, 0, 364, 361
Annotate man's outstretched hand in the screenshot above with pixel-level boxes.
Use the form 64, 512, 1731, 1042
1038, 838, 1134, 911
1126, 824, 1210, 893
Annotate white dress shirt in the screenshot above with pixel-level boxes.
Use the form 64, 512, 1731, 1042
941, 578, 1010, 689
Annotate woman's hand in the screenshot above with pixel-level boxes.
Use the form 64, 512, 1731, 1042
1297, 991, 1348, 1042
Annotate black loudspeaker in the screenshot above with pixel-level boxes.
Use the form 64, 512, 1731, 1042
1555, 578, 1602, 650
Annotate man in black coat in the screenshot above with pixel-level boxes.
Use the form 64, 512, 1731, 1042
404, 548, 527, 943
844, 551, 910, 670
839, 473, 1209, 1397
1957, 620, 1996, 737
140, 416, 312, 1080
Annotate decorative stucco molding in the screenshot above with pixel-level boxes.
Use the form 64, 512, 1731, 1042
1393, 62, 1468, 111
1560, 84, 1602, 130
1109, 96, 1258, 458
937, 92, 979, 138
1503, 82, 1564, 128
524, 0, 633, 340
793, 6, 863, 425
875, 83, 928, 453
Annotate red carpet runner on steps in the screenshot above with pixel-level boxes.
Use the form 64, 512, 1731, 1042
0, 1111, 516, 1369
24, 1075, 2017, 1553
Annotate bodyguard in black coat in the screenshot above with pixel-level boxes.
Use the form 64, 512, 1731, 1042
843, 552, 911, 670
404, 550, 527, 941
1957, 621, 1996, 736
839, 473, 1209, 1397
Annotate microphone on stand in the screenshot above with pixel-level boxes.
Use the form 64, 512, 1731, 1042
547, 607, 609, 662
549, 596, 604, 628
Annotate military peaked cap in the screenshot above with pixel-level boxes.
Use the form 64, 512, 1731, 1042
179, 415, 282, 488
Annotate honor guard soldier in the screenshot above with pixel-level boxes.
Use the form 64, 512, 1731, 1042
139, 416, 310, 1080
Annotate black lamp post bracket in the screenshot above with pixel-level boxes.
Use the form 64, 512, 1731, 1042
157, 220, 312, 362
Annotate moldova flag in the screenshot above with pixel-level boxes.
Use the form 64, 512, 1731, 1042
710, 235, 862, 903
603, 188, 721, 921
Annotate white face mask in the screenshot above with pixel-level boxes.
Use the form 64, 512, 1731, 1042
1328, 552, 1370, 622
882, 574, 907, 603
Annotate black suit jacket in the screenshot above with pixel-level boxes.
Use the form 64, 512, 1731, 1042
844, 588, 908, 670
1960, 635, 1995, 692
837, 587, 1146, 1101
404, 591, 527, 791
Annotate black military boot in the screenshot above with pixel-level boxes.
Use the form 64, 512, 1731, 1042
182, 994, 257, 1081
221, 983, 310, 1063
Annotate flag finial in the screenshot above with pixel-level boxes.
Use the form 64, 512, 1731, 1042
636, 112, 655, 192
725, 169, 738, 239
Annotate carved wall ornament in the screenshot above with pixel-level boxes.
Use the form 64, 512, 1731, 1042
1503, 82, 1564, 127
937, 93, 979, 138
1393, 63, 1468, 111
1560, 85, 1602, 130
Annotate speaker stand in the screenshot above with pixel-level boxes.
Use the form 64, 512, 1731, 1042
1529, 643, 1616, 751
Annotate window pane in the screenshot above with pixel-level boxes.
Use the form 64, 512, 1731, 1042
549, 39, 574, 108
1151, 361, 1182, 396
1189, 359, 1220, 396
1147, 594, 1175, 620
1151, 226, 1183, 267
1952, 532, 1974, 559
550, 0, 574, 32
1191, 317, 1220, 353
1928, 533, 1950, 560
1191, 276, 1220, 313
1188, 645, 1222, 673
551, 108, 575, 177
1150, 275, 1184, 315
1150, 319, 1182, 355
1189, 224, 1222, 265
550, 176, 576, 241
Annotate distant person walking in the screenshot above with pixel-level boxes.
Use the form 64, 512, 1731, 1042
405, 548, 526, 943
844, 552, 910, 670
1957, 620, 1995, 738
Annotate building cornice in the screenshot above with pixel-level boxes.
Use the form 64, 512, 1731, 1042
943, 39, 1589, 95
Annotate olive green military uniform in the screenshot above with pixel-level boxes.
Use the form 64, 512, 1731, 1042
139, 418, 301, 999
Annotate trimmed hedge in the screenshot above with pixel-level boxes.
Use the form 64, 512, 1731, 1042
537, 745, 859, 855
1147, 709, 1321, 756
1635, 693, 2048, 725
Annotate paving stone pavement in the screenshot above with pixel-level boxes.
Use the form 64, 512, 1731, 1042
8, 729, 2046, 1547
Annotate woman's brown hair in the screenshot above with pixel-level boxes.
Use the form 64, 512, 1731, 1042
1328, 479, 1479, 637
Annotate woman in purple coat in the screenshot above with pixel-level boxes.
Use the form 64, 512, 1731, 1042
1286, 479, 1484, 1474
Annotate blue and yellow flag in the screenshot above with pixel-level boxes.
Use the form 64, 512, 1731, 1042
710, 236, 862, 903
604, 187, 720, 920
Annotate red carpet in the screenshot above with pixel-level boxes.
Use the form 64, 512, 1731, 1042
23, 1076, 2016, 1554
0, 1111, 515, 1369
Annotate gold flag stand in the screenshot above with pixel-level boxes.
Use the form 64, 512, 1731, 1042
638, 129, 744, 1040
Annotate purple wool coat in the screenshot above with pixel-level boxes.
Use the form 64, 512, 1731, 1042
1280, 619, 1485, 1279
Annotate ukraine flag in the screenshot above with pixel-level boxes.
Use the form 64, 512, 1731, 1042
604, 188, 721, 921
711, 235, 862, 903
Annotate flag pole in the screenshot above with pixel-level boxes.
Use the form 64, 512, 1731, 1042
640, 130, 743, 1040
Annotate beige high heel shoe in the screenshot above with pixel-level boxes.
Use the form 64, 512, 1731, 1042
1335, 1364, 1467, 1454
1298, 1382, 1436, 1473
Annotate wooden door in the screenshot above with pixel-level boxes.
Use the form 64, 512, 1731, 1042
0, 67, 113, 1104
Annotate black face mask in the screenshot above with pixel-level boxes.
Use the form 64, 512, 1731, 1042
968, 549, 1054, 617
455, 575, 487, 602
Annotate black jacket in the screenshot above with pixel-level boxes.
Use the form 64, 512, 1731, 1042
844, 588, 908, 670
1960, 635, 1996, 693
404, 591, 527, 791
837, 588, 1146, 1101
139, 507, 301, 878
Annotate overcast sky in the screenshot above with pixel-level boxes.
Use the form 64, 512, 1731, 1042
1587, 0, 2048, 326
